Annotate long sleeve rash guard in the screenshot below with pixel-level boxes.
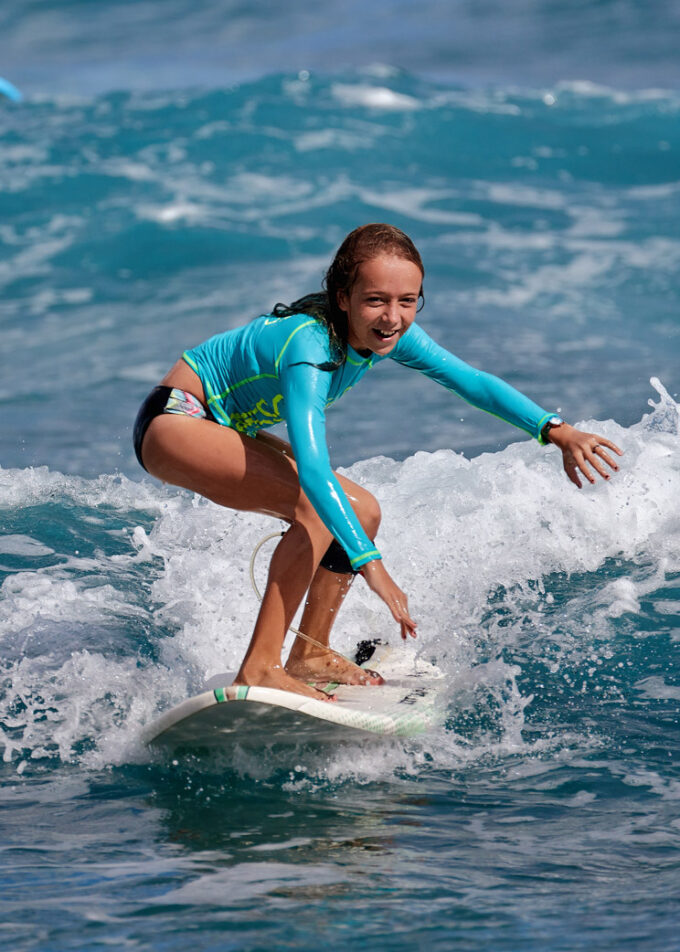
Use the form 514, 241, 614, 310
183, 314, 555, 569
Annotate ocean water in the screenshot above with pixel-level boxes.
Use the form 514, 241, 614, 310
1, 2, 680, 949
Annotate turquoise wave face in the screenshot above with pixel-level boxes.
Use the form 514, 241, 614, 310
0, 74, 678, 477
1, 62, 679, 951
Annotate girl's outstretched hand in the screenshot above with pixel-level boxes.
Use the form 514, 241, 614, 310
361, 560, 418, 640
547, 423, 623, 488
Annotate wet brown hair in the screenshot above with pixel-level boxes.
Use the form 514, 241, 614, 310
272, 223, 425, 362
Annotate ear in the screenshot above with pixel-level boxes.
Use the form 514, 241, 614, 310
337, 288, 349, 313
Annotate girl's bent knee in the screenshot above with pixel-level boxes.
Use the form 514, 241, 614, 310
358, 491, 381, 539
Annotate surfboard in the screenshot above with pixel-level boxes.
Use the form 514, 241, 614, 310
143, 641, 444, 752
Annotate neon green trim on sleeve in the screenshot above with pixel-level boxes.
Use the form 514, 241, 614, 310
350, 549, 382, 569
536, 412, 555, 445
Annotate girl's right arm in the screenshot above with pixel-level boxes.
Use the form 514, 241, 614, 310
281, 361, 418, 636
281, 361, 381, 571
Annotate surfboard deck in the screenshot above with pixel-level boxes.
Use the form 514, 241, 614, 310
143, 641, 445, 751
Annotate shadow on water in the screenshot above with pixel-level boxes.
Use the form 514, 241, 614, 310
145, 755, 403, 855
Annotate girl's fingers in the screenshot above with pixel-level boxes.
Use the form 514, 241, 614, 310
390, 598, 417, 635
563, 453, 583, 488
396, 605, 418, 639
597, 437, 624, 457
383, 589, 417, 638
593, 445, 618, 472
581, 437, 622, 482
362, 561, 417, 639
584, 449, 610, 481
402, 620, 418, 640
562, 433, 623, 487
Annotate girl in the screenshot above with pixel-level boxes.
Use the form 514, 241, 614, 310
134, 223, 622, 701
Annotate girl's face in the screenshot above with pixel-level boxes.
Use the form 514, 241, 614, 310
338, 254, 422, 355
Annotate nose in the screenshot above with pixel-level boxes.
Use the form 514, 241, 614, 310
384, 300, 400, 325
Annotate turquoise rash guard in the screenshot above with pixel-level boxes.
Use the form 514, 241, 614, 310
183, 314, 555, 570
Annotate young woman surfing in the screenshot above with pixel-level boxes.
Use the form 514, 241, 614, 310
133, 223, 622, 701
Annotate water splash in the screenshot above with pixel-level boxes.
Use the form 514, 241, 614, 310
1, 382, 677, 780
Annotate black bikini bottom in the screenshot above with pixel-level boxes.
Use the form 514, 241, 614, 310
133, 386, 214, 471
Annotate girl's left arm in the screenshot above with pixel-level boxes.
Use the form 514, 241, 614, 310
391, 323, 622, 486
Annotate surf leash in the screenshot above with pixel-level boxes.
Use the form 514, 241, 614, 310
248, 531, 354, 665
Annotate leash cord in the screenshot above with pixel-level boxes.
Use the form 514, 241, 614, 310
248, 531, 352, 664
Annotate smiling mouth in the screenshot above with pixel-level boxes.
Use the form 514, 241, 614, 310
373, 328, 398, 340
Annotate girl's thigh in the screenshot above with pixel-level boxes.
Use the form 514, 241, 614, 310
142, 415, 380, 537
141, 414, 303, 521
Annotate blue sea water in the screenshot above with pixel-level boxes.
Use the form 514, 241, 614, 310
1, 2, 680, 949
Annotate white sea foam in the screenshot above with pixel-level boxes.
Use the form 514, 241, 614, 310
627, 181, 680, 201
428, 85, 525, 116
294, 129, 370, 153
0, 535, 54, 557
634, 676, 680, 702
331, 83, 421, 111
472, 251, 615, 309
355, 185, 483, 227
137, 201, 206, 224
485, 184, 567, 211
1, 381, 678, 777
554, 80, 677, 105
99, 158, 158, 183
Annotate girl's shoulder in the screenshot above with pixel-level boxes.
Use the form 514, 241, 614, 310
390, 321, 430, 356
258, 312, 336, 367
259, 310, 327, 332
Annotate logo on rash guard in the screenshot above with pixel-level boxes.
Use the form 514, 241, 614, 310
230, 394, 285, 433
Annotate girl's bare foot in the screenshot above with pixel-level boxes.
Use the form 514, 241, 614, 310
285, 650, 384, 687
234, 662, 336, 701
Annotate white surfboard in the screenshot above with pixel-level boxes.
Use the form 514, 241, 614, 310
143, 642, 445, 751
